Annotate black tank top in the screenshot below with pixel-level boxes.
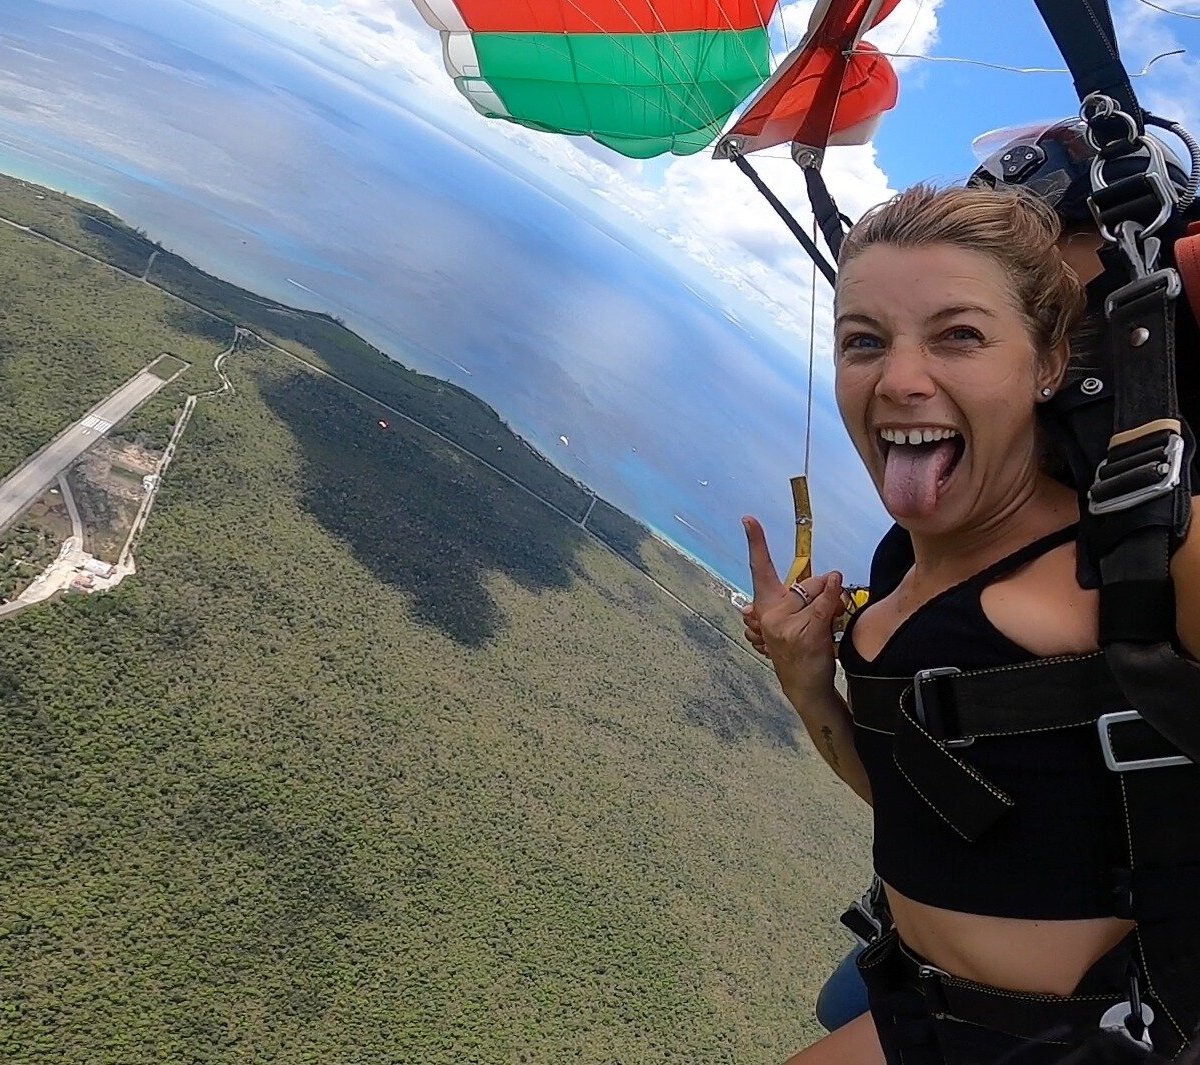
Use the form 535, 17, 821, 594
839, 524, 1127, 919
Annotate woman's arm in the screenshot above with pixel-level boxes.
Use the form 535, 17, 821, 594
743, 517, 872, 804
786, 684, 873, 804
1171, 495, 1200, 659
781, 1011, 884, 1065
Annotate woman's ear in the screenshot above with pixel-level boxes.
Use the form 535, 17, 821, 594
1037, 339, 1070, 399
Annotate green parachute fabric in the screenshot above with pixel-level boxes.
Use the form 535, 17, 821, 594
411, 1, 780, 158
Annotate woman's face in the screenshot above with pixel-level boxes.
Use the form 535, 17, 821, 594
833, 242, 1065, 536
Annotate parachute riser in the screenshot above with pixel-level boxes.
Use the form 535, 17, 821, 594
726, 148, 838, 286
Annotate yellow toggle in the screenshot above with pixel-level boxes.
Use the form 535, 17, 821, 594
783, 475, 813, 587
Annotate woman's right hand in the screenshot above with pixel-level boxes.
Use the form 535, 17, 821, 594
743, 515, 843, 703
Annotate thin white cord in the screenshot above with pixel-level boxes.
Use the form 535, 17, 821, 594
845, 46, 1184, 76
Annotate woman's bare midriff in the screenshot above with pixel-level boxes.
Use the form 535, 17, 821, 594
885, 884, 1136, 996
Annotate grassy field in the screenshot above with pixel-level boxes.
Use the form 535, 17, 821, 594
0, 176, 872, 1063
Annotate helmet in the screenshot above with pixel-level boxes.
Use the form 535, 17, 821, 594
967, 117, 1190, 223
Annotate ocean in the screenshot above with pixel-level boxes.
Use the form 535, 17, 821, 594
0, 0, 887, 588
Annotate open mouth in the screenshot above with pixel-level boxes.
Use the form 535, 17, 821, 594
877, 426, 966, 516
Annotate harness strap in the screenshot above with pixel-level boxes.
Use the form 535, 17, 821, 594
1107, 763, 1200, 1050
1096, 275, 1200, 763
802, 165, 847, 262
848, 655, 1135, 841
1032, 0, 1142, 139
847, 654, 1119, 739
858, 929, 1138, 1046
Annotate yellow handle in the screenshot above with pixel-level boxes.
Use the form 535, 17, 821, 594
783, 475, 813, 587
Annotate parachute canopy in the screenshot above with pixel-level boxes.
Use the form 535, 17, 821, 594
717, 0, 901, 158
412, 0, 782, 159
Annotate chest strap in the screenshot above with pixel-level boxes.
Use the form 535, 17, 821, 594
848, 654, 1121, 738
847, 655, 1185, 842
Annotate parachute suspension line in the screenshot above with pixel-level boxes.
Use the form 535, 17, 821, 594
503, 0, 751, 149
892, 0, 927, 55
479, 26, 716, 138
842, 48, 1184, 77
731, 153, 837, 286
601, 0, 732, 130
703, 0, 782, 104
804, 216, 818, 477
1135, 0, 1200, 18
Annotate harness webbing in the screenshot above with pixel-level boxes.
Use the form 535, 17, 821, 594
1032, 0, 1142, 135
731, 154, 837, 285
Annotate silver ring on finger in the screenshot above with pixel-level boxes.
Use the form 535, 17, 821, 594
788, 581, 812, 606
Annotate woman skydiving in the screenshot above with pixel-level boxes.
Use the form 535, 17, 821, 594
742, 154, 1200, 1061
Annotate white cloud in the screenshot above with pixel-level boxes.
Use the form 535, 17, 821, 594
205, 0, 942, 343
1114, 0, 1200, 135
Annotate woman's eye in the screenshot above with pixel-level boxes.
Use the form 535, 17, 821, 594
943, 325, 984, 343
839, 333, 885, 355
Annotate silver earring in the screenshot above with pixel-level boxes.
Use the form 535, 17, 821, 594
1040, 387, 1053, 398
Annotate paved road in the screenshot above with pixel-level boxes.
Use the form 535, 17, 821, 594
0, 370, 167, 532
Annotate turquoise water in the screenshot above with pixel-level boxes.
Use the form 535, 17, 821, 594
0, 0, 887, 588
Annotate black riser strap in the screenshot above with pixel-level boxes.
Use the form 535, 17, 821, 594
1106, 284, 1180, 433
1097, 277, 1200, 756
732, 155, 836, 286
803, 166, 847, 262
1032, 0, 1141, 130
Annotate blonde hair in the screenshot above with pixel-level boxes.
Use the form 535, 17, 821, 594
838, 183, 1086, 354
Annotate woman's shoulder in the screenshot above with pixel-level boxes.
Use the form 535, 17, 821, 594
982, 538, 1099, 657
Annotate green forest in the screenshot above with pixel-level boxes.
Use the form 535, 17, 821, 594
0, 174, 871, 1063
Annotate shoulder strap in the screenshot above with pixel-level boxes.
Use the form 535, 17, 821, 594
1032, 0, 1142, 135
966, 523, 1079, 587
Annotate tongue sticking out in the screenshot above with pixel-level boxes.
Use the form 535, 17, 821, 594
883, 438, 960, 519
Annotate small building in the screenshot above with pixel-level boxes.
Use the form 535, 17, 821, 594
83, 558, 115, 579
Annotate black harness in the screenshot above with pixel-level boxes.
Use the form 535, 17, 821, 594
844, 652, 1200, 1056
839, 168, 1200, 1065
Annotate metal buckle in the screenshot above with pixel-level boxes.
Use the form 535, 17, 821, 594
840, 878, 888, 945
912, 667, 972, 747
841, 898, 882, 946
1103, 261, 1182, 316
1088, 432, 1184, 515
1089, 166, 1178, 246
1084, 94, 1178, 245
1097, 710, 1191, 772
1099, 1000, 1155, 1051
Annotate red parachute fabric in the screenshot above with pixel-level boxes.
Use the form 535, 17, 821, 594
721, 0, 900, 156
443, 0, 777, 33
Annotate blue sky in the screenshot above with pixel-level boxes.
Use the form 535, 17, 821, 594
2, 0, 1198, 588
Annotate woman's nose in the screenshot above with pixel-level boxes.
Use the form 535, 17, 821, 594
874, 341, 936, 403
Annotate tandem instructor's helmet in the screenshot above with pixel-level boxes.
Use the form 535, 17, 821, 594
968, 117, 1190, 223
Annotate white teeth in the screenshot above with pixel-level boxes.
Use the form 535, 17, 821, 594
879, 426, 960, 445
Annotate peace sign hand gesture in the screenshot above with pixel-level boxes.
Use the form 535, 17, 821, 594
742, 515, 843, 704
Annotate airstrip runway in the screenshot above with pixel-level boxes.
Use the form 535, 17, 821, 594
0, 369, 168, 532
